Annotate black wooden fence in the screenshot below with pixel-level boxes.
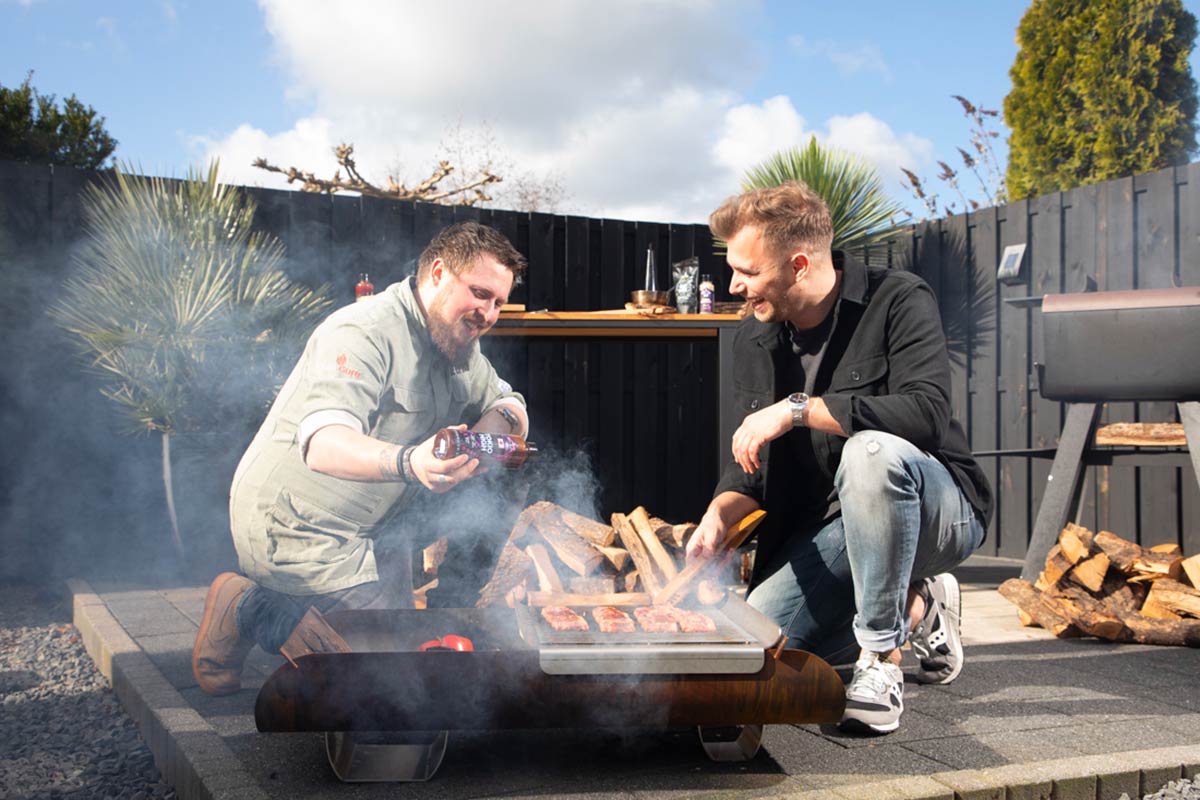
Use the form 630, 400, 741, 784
1, 158, 1197, 578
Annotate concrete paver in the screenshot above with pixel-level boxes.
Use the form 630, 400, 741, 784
68, 557, 1200, 800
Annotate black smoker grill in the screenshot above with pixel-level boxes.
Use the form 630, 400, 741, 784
254, 596, 846, 782
1018, 286, 1200, 580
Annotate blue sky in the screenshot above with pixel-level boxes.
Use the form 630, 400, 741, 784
4, 1, 1199, 222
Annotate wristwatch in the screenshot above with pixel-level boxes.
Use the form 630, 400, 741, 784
787, 392, 810, 427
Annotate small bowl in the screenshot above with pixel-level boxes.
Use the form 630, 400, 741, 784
631, 290, 670, 307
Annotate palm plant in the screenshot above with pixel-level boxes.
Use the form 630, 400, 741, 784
50, 161, 334, 560
741, 136, 909, 253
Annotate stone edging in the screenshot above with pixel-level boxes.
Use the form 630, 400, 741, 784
68, 577, 1200, 800
67, 578, 269, 800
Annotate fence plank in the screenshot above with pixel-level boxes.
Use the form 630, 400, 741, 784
1133, 168, 1182, 548
1059, 182, 1101, 530
1028, 192, 1064, 549
940, 215, 971, 430
1178, 163, 1200, 557
1098, 176, 1140, 541
996, 200, 1032, 559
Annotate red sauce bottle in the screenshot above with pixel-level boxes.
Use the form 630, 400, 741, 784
355, 273, 375, 302
432, 428, 537, 469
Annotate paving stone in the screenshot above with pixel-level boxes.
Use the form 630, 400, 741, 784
106, 596, 198, 637
831, 775, 953, 800
137, 630, 199, 691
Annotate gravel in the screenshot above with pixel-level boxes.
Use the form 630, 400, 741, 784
1125, 779, 1200, 800
0, 580, 177, 800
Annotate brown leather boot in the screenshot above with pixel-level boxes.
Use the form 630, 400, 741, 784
192, 572, 255, 695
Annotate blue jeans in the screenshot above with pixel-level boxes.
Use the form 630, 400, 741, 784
236, 546, 412, 653
746, 430, 985, 658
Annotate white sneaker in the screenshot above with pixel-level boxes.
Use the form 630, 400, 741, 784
839, 651, 904, 734
910, 573, 963, 685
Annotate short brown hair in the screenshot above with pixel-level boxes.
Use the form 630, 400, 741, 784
417, 221, 527, 284
709, 181, 834, 258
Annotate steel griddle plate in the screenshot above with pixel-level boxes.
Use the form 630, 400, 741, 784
514, 595, 782, 675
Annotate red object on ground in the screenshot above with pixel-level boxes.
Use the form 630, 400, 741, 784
418, 635, 474, 652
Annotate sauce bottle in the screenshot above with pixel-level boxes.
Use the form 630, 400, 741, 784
355, 273, 375, 302
432, 428, 538, 470
699, 273, 715, 313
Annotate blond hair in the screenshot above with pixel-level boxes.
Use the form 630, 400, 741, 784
709, 181, 834, 257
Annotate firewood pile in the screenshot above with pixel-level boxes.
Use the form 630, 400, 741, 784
473, 501, 740, 608
999, 523, 1200, 647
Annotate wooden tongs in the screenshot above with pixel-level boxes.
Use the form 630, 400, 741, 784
651, 509, 766, 606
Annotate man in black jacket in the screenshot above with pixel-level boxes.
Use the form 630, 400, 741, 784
687, 182, 993, 734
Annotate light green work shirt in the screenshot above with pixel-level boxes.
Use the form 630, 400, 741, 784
229, 277, 525, 595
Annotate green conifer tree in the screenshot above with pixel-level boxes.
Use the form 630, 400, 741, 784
0, 73, 116, 169
1004, 0, 1197, 199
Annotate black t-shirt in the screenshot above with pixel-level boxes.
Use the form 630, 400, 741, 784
778, 308, 840, 528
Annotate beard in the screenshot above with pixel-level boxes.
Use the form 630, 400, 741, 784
427, 295, 482, 369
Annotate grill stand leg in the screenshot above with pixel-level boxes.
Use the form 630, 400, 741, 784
697, 724, 764, 761
325, 730, 448, 782
1179, 402, 1200, 489
1021, 402, 1101, 582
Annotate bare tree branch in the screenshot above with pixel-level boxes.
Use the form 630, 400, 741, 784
252, 143, 502, 206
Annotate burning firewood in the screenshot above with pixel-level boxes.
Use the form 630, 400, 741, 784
1000, 523, 1200, 647
475, 501, 750, 610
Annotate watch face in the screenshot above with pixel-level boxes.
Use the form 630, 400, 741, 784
788, 392, 809, 405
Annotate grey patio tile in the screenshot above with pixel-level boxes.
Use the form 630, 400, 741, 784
105, 595, 197, 637
137, 630, 199, 691
901, 734, 1014, 771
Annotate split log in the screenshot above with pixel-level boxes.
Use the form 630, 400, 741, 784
653, 519, 695, 550
623, 571, 640, 593
1097, 572, 1146, 617
1059, 526, 1092, 565
1094, 530, 1143, 573
1140, 584, 1184, 621
1149, 543, 1183, 557
628, 506, 680, 581
1049, 584, 1125, 640
569, 575, 617, 594
1094, 421, 1186, 446
1042, 544, 1074, 588
536, 515, 605, 576
413, 578, 438, 610
1131, 553, 1184, 582
1068, 553, 1111, 593
596, 545, 630, 572
423, 537, 448, 576
613, 512, 665, 595
557, 506, 616, 548
1145, 578, 1200, 618
1063, 522, 1095, 550
1182, 554, 1200, 589
652, 510, 766, 606
525, 591, 651, 607
476, 541, 534, 608
525, 543, 564, 593
998, 579, 1081, 637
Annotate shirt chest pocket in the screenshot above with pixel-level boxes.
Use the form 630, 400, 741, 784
828, 356, 888, 395
374, 383, 438, 445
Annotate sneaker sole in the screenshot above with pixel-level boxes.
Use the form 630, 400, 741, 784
917, 574, 963, 685
839, 716, 901, 735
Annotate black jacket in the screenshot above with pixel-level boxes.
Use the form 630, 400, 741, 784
715, 252, 993, 559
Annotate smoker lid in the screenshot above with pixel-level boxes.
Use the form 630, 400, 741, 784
1042, 286, 1200, 314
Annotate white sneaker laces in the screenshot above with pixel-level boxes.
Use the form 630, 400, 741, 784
850, 655, 894, 696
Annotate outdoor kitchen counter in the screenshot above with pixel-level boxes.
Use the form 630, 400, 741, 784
490, 311, 744, 466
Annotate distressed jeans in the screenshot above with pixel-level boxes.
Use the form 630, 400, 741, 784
746, 430, 985, 659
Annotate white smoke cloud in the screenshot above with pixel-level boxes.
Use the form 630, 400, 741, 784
195, 1, 933, 222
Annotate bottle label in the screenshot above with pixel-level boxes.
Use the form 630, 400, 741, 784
699, 282, 715, 313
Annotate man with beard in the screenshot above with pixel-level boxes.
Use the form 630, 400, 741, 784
686, 182, 992, 734
193, 221, 529, 696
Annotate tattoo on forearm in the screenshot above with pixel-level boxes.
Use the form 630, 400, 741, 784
497, 406, 520, 432
379, 445, 402, 480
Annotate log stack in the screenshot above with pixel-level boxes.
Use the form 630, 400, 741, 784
475, 500, 730, 608
999, 523, 1200, 647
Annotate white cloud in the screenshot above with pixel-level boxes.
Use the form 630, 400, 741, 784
788, 34, 892, 82
195, 1, 930, 222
